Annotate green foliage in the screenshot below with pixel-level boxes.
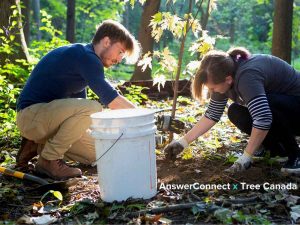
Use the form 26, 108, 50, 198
105, 64, 134, 81
0, 8, 70, 148
0, 4, 27, 147
0, 186, 19, 201
124, 85, 149, 105
137, 0, 216, 84
214, 208, 271, 225
177, 96, 193, 105
30, 10, 69, 63
76, 0, 125, 42
209, 0, 273, 53
40, 0, 66, 32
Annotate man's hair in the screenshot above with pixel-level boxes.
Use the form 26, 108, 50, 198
92, 19, 141, 64
192, 47, 251, 101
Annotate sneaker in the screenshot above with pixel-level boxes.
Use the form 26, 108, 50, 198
35, 156, 82, 180
281, 158, 300, 174
16, 137, 38, 167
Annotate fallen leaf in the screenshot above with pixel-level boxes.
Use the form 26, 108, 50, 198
32, 215, 57, 225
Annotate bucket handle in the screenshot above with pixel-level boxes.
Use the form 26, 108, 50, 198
91, 132, 124, 167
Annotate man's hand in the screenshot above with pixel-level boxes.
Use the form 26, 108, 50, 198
224, 152, 252, 173
164, 137, 188, 160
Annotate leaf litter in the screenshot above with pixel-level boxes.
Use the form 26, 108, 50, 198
0, 97, 300, 224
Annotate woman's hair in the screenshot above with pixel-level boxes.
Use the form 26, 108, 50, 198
92, 20, 141, 64
191, 47, 251, 101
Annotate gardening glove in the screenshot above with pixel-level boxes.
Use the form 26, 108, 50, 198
164, 137, 189, 160
224, 152, 253, 173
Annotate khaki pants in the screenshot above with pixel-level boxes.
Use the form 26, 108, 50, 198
16, 98, 102, 164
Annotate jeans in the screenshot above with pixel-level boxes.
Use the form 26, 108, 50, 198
228, 94, 300, 160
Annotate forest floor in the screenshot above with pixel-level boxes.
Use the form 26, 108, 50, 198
1, 97, 300, 224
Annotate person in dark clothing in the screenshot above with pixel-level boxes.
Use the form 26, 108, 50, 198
16, 20, 141, 180
164, 47, 300, 174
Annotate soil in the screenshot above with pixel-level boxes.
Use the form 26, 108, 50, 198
1, 146, 298, 224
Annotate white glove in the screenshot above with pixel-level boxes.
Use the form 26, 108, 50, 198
164, 137, 189, 160
225, 152, 252, 173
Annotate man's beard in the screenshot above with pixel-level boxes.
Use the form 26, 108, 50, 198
99, 48, 111, 68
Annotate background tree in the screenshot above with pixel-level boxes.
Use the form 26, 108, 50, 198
0, 0, 29, 67
131, 0, 161, 81
271, 0, 293, 63
21, 0, 30, 45
66, 0, 76, 43
32, 0, 41, 40
208, 0, 273, 52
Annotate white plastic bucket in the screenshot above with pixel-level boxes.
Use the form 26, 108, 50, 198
90, 108, 157, 202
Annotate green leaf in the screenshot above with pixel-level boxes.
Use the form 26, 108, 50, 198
130, 0, 135, 8
11, 21, 17, 27
12, 9, 18, 16
182, 148, 193, 160
126, 203, 145, 210
152, 12, 162, 23
50, 190, 63, 201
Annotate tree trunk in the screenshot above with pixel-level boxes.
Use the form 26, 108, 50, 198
66, 0, 76, 43
131, 0, 161, 81
271, 0, 293, 63
0, 0, 29, 67
200, 0, 210, 30
229, 17, 235, 43
32, 0, 41, 40
21, 0, 30, 46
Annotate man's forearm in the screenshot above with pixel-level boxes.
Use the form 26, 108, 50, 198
108, 95, 137, 109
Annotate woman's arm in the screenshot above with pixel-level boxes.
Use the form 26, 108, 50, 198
184, 116, 217, 144
245, 127, 268, 155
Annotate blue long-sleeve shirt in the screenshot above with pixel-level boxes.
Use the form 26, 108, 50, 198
17, 43, 119, 111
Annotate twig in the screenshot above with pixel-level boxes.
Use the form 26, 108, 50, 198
191, 192, 202, 201
74, 216, 82, 225
217, 196, 259, 205
222, 173, 242, 183
7, 204, 24, 207
128, 201, 205, 217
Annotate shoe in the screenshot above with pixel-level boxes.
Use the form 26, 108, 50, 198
281, 158, 300, 174
35, 156, 82, 180
16, 137, 38, 167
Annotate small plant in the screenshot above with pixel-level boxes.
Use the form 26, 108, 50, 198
124, 85, 149, 105
40, 190, 63, 206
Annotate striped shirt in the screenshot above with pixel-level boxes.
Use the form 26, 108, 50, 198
204, 54, 300, 130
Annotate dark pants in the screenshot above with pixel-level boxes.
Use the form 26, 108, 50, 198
228, 94, 300, 160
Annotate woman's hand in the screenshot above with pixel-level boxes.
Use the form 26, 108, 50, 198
224, 152, 252, 173
164, 137, 188, 160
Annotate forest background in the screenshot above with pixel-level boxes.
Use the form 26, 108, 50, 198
0, 0, 298, 165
